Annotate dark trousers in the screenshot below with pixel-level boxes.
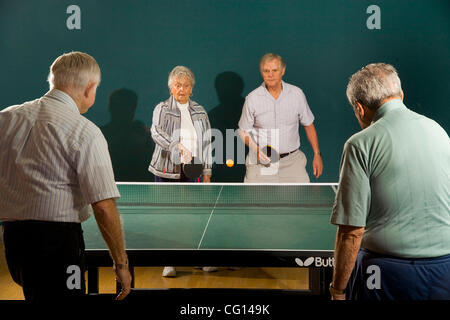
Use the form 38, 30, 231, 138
347, 248, 450, 300
2, 220, 86, 302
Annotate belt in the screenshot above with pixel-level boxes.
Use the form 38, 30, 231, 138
279, 149, 297, 159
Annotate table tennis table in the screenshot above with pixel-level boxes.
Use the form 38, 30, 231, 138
83, 182, 338, 296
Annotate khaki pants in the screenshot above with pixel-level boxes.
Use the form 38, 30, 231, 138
244, 149, 310, 183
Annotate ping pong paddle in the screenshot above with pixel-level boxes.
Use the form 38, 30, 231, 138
182, 157, 203, 179
261, 145, 279, 165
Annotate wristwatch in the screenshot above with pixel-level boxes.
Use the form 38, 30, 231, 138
329, 283, 345, 296
114, 259, 129, 271
314, 151, 322, 157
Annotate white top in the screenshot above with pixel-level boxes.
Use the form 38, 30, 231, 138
177, 101, 198, 157
0, 89, 120, 223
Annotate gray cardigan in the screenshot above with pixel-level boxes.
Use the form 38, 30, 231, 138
148, 96, 212, 179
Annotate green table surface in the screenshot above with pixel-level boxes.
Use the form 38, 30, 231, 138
83, 183, 338, 252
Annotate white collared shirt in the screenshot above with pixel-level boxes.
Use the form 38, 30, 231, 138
0, 89, 120, 223
238, 81, 315, 154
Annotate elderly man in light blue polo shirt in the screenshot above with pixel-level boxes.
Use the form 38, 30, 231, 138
238, 53, 323, 182
329, 63, 450, 300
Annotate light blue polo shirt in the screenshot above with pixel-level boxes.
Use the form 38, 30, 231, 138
331, 99, 450, 258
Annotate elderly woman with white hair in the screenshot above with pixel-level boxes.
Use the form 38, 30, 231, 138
149, 66, 215, 277
149, 66, 212, 182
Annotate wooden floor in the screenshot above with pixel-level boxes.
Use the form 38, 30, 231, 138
0, 226, 309, 300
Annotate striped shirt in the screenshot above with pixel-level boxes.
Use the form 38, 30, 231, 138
149, 96, 212, 179
238, 81, 315, 154
0, 89, 120, 223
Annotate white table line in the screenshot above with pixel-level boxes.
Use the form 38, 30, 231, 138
197, 185, 224, 249
331, 184, 338, 194
116, 182, 339, 186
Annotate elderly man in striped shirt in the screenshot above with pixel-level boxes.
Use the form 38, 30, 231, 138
0, 52, 131, 302
238, 53, 323, 182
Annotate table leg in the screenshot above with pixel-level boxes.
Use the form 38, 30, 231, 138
309, 267, 333, 296
87, 266, 99, 294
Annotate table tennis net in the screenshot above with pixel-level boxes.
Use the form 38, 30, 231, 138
115, 183, 338, 208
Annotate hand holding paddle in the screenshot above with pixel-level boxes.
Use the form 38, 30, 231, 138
182, 157, 203, 179
177, 143, 192, 164
259, 145, 279, 166
257, 146, 271, 165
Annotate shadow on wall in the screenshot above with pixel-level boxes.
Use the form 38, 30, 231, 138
100, 88, 155, 182
208, 71, 248, 182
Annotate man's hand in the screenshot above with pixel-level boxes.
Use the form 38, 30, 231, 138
257, 147, 271, 165
238, 129, 271, 165
303, 124, 324, 178
312, 153, 323, 178
92, 199, 132, 301
331, 225, 365, 301
114, 265, 132, 300
330, 292, 346, 301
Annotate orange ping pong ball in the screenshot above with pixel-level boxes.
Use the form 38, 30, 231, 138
226, 159, 234, 167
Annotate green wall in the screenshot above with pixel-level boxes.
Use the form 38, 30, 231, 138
1, 0, 449, 182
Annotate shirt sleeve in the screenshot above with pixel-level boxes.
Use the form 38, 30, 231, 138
151, 103, 178, 152
297, 89, 315, 126
202, 114, 213, 176
75, 131, 120, 204
330, 141, 370, 227
238, 97, 255, 131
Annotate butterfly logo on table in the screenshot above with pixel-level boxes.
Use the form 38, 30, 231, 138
295, 256, 335, 268
294, 257, 315, 267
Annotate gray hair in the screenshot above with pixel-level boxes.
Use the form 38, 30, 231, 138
346, 63, 402, 110
47, 51, 101, 90
259, 53, 286, 70
168, 66, 195, 89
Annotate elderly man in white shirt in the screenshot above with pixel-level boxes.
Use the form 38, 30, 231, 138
238, 53, 323, 182
0, 52, 131, 302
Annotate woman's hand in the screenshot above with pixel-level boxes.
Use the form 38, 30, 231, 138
177, 143, 193, 164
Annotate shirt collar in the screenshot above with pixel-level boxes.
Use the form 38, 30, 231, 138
44, 89, 80, 114
169, 95, 193, 112
373, 99, 406, 123
259, 80, 289, 98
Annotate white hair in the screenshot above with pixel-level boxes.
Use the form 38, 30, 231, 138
47, 51, 101, 90
168, 66, 195, 89
346, 63, 402, 110
259, 53, 286, 70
